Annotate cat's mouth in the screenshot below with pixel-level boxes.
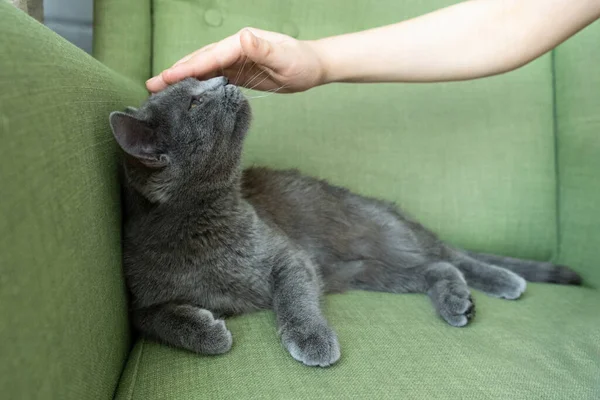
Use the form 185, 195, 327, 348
224, 84, 250, 116
224, 84, 245, 104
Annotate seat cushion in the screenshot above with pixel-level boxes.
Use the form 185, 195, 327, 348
116, 286, 600, 399
151, 0, 558, 261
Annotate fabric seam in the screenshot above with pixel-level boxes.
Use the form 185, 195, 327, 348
149, 0, 155, 79
124, 339, 145, 400
125, 1, 150, 398
550, 50, 562, 262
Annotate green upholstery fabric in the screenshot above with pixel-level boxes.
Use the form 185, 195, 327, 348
152, 0, 558, 261
2, 0, 599, 399
93, 0, 152, 84
555, 23, 600, 287
117, 287, 600, 399
109, 1, 599, 399
0, 4, 147, 399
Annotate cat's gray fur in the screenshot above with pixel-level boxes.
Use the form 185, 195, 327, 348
109, 77, 581, 367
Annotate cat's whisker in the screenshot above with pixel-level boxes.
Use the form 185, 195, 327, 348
242, 68, 267, 91
246, 84, 289, 99
247, 73, 271, 92
240, 63, 258, 94
241, 69, 262, 88
240, 62, 261, 92
233, 57, 249, 86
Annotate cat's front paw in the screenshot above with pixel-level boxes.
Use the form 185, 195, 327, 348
195, 309, 233, 355
281, 322, 340, 367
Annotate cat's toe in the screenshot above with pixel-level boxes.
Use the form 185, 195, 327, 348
494, 274, 527, 300
438, 291, 476, 327
282, 323, 340, 367
196, 311, 233, 354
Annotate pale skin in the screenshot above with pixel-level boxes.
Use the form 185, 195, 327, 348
146, 0, 600, 93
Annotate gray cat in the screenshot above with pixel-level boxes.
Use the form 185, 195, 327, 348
109, 77, 581, 367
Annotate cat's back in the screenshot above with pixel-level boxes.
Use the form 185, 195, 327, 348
240, 167, 433, 264
240, 167, 385, 245
241, 167, 351, 220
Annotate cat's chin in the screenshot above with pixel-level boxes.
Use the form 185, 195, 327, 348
233, 99, 252, 136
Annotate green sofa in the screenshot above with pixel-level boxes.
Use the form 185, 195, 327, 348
1, 1, 599, 398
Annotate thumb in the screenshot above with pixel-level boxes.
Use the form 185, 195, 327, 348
239, 29, 286, 72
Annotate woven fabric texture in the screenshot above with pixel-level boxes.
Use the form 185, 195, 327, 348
117, 287, 600, 399
555, 21, 600, 286
0, 3, 147, 399
93, 0, 152, 84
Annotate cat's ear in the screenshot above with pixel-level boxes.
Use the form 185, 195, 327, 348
109, 111, 168, 168
124, 106, 138, 114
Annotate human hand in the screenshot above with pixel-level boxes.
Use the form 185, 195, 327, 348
146, 28, 326, 94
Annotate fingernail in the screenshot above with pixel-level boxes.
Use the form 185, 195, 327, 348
247, 30, 258, 47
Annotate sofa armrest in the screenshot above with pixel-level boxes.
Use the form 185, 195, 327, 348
0, 3, 147, 399
93, 0, 152, 84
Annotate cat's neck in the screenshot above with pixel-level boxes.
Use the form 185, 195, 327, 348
172, 177, 244, 216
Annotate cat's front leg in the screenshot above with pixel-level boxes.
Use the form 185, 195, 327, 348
271, 250, 340, 367
132, 303, 232, 355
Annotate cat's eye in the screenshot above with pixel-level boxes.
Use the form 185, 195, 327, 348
188, 96, 203, 110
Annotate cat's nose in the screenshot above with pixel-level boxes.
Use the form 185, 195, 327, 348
203, 76, 229, 90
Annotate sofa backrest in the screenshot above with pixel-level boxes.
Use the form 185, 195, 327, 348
145, 0, 560, 260
554, 22, 600, 285
0, 4, 146, 398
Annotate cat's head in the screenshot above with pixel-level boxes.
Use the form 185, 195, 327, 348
109, 77, 251, 203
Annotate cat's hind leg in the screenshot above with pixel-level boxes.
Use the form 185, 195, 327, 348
347, 259, 474, 327
424, 262, 475, 327
452, 254, 527, 300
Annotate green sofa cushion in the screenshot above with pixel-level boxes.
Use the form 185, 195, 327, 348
94, 0, 152, 84
116, 286, 600, 399
151, 0, 559, 262
0, 4, 147, 399
555, 22, 600, 286
113, 1, 599, 398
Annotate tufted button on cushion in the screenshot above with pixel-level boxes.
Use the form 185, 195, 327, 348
204, 8, 223, 27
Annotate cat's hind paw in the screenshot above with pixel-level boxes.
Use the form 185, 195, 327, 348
429, 280, 476, 327
484, 271, 527, 300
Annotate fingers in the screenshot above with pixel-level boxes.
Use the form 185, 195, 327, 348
145, 27, 290, 93
172, 43, 216, 67
146, 75, 168, 92
239, 29, 289, 73
146, 35, 242, 92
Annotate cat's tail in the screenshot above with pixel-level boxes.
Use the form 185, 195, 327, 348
457, 250, 582, 285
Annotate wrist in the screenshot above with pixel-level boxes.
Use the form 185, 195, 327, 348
307, 38, 338, 86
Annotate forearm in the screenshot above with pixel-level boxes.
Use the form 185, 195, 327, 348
313, 0, 600, 84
